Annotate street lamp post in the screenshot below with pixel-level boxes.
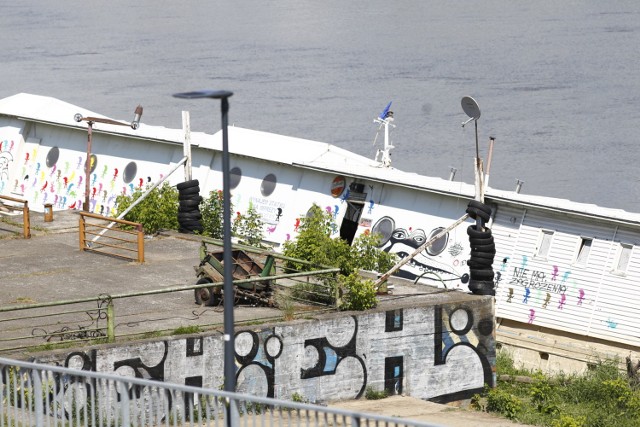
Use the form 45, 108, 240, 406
172, 90, 235, 394
74, 106, 143, 212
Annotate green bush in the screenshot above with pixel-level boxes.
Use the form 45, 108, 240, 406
282, 204, 396, 310
199, 190, 264, 246
485, 387, 522, 420
200, 190, 226, 239
339, 271, 378, 311
364, 387, 388, 400
234, 202, 264, 247
115, 182, 179, 234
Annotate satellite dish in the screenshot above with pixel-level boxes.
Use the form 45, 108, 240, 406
461, 96, 481, 127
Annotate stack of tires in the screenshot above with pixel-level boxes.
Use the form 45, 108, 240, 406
466, 200, 495, 296
177, 179, 203, 234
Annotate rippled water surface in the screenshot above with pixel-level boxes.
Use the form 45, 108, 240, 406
2, 1, 639, 211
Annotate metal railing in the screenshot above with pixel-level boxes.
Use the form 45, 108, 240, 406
0, 357, 444, 427
0, 195, 31, 239
0, 244, 341, 353
79, 212, 145, 263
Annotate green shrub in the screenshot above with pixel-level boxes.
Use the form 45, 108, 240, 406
282, 204, 397, 310
234, 202, 264, 247
200, 190, 226, 239
364, 387, 388, 400
339, 272, 378, 311
200, 190, 264, 246
485, 387, 522, 420
551, 415, 586, 427
115, 182, 179, 234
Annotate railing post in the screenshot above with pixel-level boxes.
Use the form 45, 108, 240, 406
106, 297, 115, 343
22, 201, 31, 239
79, 213, 86, 251
137, 224, 145, 263
32, 368, 44, 426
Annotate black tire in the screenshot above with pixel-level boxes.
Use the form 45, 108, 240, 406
466, 207, 491, 222
468, 279, 495, 295
179, 193, 202, 201
195, 277, 219, 306
469, 236, 495, 246
178, 186, 200, 196
468, 259, 494, 269
467, 200, 492, 215
467, 225, 492, 239
177, 179, 199, 191
178, 205, 200, 214
470, 269, 495, 280
178, 220, 202, 230
178, 211, 202, 221
470, 250, 496, 259
179, 197, 203, 209
470, 244, 496, 254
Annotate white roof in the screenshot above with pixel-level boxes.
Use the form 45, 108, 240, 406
2, 93, 640, 225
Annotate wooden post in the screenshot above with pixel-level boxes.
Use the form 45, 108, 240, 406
182, 111, 192, 181
106, 297, 115, 343
137, 224, 145, 263
79, 214, 86, 251
22, 201, 31, 239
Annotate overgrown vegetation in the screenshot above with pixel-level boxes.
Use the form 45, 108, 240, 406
115, 186, 265, 244
115, 182, 179, 234
471, 350, 640, 427
365, 387, 389, 400
282, 204, 396, 311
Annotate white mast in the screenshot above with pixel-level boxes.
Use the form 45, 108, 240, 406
373, 101, 395, 167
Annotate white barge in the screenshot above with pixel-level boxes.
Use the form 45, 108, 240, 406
1, 93, 639, 372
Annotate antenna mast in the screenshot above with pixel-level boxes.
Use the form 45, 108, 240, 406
373, 101, 395, 167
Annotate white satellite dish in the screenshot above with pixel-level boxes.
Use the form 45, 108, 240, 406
461, 96, 481, 127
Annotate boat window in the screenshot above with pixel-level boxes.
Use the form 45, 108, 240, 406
575, 238, 592, 266
46, 147, 59, 168
230, 167, 242, 190
614, 243, 633, 274
123, 161, 137, 184
426, 227, 449, 256
260, 173, 277, 197
536, 230, 554, 258
371, 216, 395, 247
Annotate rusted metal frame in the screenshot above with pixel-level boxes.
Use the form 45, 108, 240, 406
82, 231, 137, 245
80, 211, 141, 227
0, 194, 31, 238
79, 212, 144, 262
82, 247, 138, 262
84, 223, 139, 235
0, 267, 340, 350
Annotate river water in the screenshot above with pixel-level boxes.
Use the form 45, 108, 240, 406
2, 1, 639, 211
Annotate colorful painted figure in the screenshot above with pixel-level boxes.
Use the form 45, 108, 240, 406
542, 292, 552, 308
557, 294, 566, 309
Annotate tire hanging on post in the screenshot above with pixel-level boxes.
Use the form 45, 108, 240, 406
177, 179, 203, 234
466, 200, 495, 296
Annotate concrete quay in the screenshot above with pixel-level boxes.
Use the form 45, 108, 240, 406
0, 209, 528, 427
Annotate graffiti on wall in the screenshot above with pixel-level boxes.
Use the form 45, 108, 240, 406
501, 256, 591, 325
24, 303, 493, 419
370, 216, 470, 289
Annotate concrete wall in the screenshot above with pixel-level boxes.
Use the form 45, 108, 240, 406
37, 298, 495, 404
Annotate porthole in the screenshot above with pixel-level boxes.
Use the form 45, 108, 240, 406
123, 161, 137, 184
260, 173, 277, 197
230, 166, 242, 190
371, 216, 395, 247
426, 227, 449, 256
46, 147, 59, 168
